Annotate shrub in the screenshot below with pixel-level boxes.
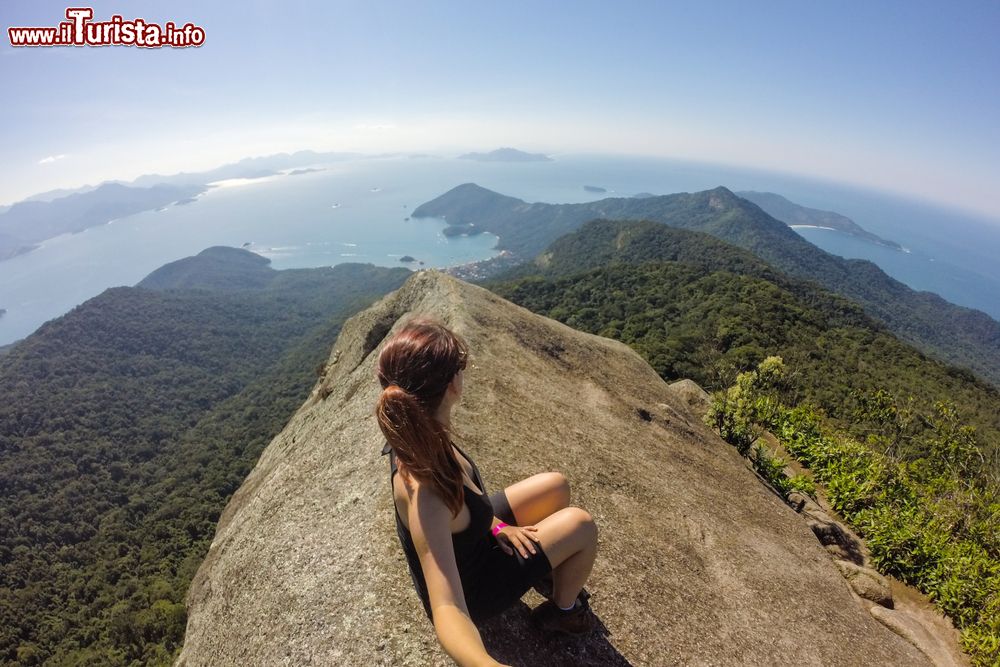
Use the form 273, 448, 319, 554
706, 358, 999, 666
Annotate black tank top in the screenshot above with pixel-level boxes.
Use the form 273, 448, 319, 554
382, 440, 496, 620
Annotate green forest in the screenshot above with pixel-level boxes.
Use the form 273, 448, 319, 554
0, 253, 409, 666
485, 219, 1000, 466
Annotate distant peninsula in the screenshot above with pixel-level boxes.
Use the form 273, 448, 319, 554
738, 191, 903, 251
0, 149, 372, 263
583, 185, 607, 193
399, 255, 417, 263
0, 232, 38, 261
458, 148, 553, 162
0, 182, 206, 263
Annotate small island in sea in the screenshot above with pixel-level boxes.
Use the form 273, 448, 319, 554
399, 255, 417, 263
583, 185, 607, 193
287, 168, 325, 176
458, 147, 553, 162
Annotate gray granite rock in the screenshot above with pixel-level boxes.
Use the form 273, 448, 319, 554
870, 605, 963, 667
177, 270, 929, 667
836, 560, 894, 608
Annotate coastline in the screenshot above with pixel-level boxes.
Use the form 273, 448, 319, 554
442, 249, 523, 281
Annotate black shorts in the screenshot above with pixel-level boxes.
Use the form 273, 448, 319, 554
459, 490, 553, 623
488, 489, 517, 525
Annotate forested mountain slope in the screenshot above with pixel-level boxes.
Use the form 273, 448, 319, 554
484, 219, 1000, 465
0, 249, 409, 665
416, 184, 1000, 385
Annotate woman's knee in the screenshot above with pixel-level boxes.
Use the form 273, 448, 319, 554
537, 506, 596, 565
579, 507, 598, 540
542, 471, 571, 507
563, 506, 597, 543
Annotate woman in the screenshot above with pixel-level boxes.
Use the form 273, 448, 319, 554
375, 317, 599, 667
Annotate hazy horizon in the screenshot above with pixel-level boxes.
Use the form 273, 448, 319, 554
2, 1, 999, 221
8, 147, 1000, 231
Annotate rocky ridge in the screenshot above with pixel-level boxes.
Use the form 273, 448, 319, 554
178, 270, 931, 666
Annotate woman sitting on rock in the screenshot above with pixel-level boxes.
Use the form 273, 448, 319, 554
375, 317, 599, 667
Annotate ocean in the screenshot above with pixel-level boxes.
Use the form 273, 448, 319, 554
1, 153, 998, 346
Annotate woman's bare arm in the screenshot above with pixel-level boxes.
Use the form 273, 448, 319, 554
406, 478, 505, 667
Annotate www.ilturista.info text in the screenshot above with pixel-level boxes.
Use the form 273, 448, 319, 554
8, 7, 205, 48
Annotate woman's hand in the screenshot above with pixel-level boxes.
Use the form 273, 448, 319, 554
494, 524, 541, 558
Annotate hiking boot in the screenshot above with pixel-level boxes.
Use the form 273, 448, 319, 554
529, 598, 596, 636
532, 575, 591, 606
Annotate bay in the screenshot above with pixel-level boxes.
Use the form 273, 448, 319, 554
1, 153, 998, 346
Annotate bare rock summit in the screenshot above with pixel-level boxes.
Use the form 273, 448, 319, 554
177, 270, 928, 666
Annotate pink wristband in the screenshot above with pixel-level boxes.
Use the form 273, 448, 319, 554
491, 522, 508, 537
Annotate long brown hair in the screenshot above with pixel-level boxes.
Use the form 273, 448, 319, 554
375, 317, 469, 516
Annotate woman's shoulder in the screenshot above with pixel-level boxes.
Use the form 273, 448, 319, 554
392, 461, 451, 519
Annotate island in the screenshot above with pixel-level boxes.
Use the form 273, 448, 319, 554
583, 185, 607, 193
287, 168, 325, 176
458, 147, 553, 162
399, 255, 417, 263
738, 191, 903, 251
0, 308, 6, 318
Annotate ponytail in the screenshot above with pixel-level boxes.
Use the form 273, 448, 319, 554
377, 383, 464, 516
375, 317, 469, 516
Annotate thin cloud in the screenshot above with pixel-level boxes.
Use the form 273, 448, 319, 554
38, 154, 67, 165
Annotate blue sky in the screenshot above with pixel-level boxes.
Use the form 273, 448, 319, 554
2, 0, 999, 218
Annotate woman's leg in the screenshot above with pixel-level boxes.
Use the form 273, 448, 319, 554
501, 472, 571, 526
532, 507, 598, 608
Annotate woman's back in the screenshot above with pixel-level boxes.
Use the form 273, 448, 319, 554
384, 442, 500, 621
389, 440, 487, 534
